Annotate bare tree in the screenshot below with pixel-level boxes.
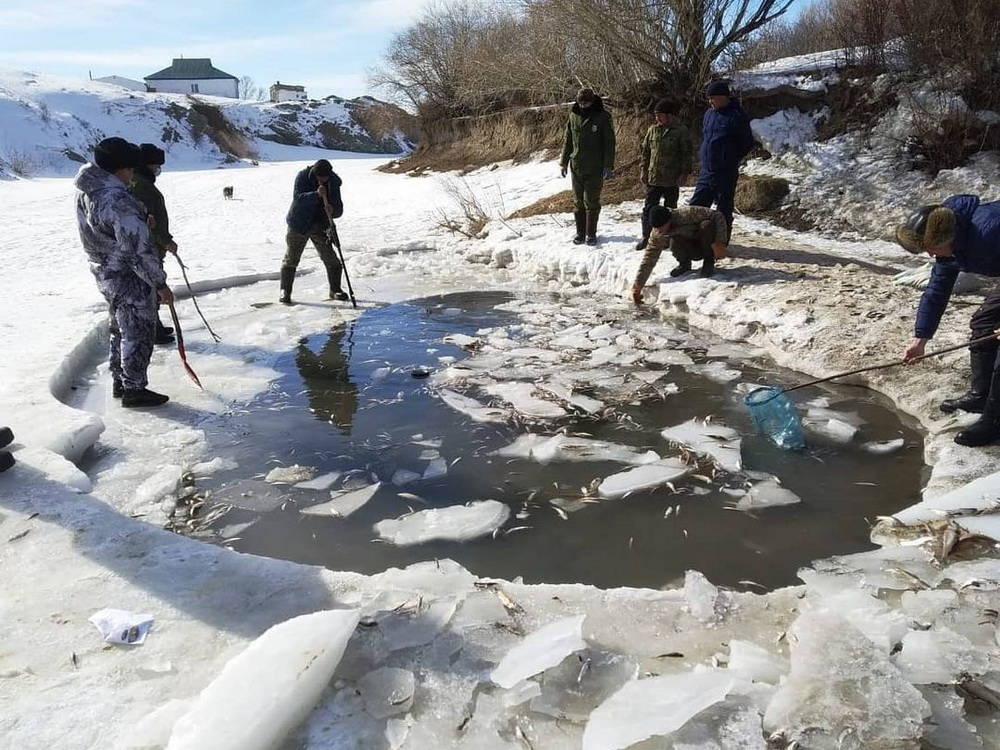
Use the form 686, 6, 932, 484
238, 75, 266, 101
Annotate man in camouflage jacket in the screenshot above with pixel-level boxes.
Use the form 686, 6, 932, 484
637, 99, 692, 250
559, 88, 616, 245
75, 138, 174, 408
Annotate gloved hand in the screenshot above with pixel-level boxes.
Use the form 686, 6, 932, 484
560, 165, 568, 178
603, 168, 615, 180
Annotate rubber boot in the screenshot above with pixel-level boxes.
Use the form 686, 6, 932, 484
154, 318, 175, 345
279, 267, 295, 305
700, 251, 716, 278
572, 211, 586, 245
955, 361, 1000, 446
585, 209, 600, 246
0, 426, 12, 449
941, 348, 994, 414
0, 451, 13, 473
327, 265, 348, 301
670, 262, 692, 277
122, 388, 170, 408
112, 379, 123, 399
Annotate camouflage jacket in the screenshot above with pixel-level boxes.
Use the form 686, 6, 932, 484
640, 122, 693, 187
75, 164, 166, 294
634, 206, 727, 288
129, 167, 172, 251
560, 97, 616, 176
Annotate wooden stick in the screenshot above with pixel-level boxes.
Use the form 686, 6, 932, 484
783, 332, 1000, 394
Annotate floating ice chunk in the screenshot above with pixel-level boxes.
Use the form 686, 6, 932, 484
491, 615, 587, 689
551, 333, 601, 350
589, 324, 624, 339
443, 333, 480, 348
300, 483, 381, 518
803, 416, 857, 444
894, 628, 989, 684
417, 448, 441, 460
631, 370, 667, 385
684, 571, 732, 624
762, 611, 928, 748
495, 434, 660, 466
662, 419, 742, 473
190, 456, 238, 477
422, 458, 448, 480
295, 471, 341, 491
736, 479, 801, 511
582, 669, 736, 750
391, 469, 422, 487
901, 590, 958, 625
645, 350, 695, 367
550, 497, 592, 514
485, 383, 567, 419
805, 406, 866, 427
505, 346, 561, 362
861, 438, 905, 455
371, 366, 391, 381
537, 381, 605, 414
819, 588, 910, 652
441, 307, 462, 317
165, 609, 360, 750
374, 500, 510, 545
358, 667, 415, 719
136, 464, 183, 504
531, 650, 638, 722
687, 361, 742, 383
438, 389, 508, 423
598, 459, 690, 499
587, 345, 621, 367
265, 464, 315, 484
728, 641, 789, 685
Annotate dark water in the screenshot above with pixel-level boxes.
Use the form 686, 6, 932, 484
198, 291, 927, 590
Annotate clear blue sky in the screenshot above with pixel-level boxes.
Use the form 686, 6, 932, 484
0, 0, 813, 100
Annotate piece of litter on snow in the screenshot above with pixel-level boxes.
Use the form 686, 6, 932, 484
89, 608, 154, 646
491, 615, 587, 689
374, 500, 510, 545
264, 465, 316, 484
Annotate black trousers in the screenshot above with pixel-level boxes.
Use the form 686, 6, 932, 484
969, 287, 1000, 353
641, 185, 680, 240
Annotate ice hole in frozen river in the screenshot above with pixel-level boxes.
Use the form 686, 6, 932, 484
190, 291, 926, 590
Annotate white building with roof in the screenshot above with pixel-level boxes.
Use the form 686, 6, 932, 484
144, 58, 239, 98
270, 82, 308, 103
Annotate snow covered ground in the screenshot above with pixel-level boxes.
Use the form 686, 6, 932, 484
3, 149, 1000, 748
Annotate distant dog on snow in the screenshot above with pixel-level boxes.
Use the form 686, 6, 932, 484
222, 186, 234, 200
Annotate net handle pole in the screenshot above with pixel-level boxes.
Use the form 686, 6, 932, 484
783, 331, 1000, 394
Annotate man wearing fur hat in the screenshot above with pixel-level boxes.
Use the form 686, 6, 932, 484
689, 81, 754, 241
280, 159, 347, 304
559, 88, 616, 246
75, 137, 173, 408
898, 195, 1000, 445
129, 143, 176, 345
637, 98, 692, 251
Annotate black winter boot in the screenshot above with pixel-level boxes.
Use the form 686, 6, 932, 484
0, 451, 13, 473
327, 265, 348, 301
155, 318, 175, 345
955, 365, 1000, 446
572, 211, 586, 245
279, 267, 295, 305
670, 262, 692, 277
941, 348, 994, 414
700, 252, 716, 278
112, 379, 123, 399
585, 209, 600, 246
122, 388, 170, 408
0, 426, 12, 449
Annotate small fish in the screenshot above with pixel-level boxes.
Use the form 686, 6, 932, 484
691, 474, 712, 484
654, 652, 685, 658
397, 492, 426, 503
71, 652, 79, 669
854, 481, 878, 486
505, 526, 532, 535
663, 507, 674, 519
8, 529, 30, 542
628, 536, 634, 551
553, 506, 569, 521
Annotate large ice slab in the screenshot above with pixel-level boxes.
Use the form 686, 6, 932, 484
494, 433, 659, 466
491, 615, 587, 689
374, 500, 510, 545
299, 483, 381, 518
438, 389, 508, 423
582, 669, 737, 750
485, 382, 567, 419
598, 459, 690, 499
728, 640, 789, 685
531, 650, 638, 722
894, 628, 989, 684
661, 419, 742, 473
165, 609, 360, 750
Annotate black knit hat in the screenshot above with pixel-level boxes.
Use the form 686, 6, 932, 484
138, 143, 166, 166
653, 98, 676, 115
650, 206, 672, 228
94, 137, 141, 172
706, 80, 731, 97
576, 88, 596, 104
312, 159, 333, 177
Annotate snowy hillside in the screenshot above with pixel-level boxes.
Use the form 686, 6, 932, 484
0, 69, 415, 178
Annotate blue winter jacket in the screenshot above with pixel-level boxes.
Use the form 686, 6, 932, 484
286, 166, 344, 235
698, 99, 754, 176
915, 194, 1000, 339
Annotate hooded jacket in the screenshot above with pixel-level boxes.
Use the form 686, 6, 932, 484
286, 166, 344, 235
915, 194, 1000, 339
560, 96, 616, 177
698, 98, 754, 176
74, 163, 166, 294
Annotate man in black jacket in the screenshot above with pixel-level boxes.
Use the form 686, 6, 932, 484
280, 159, 347, 304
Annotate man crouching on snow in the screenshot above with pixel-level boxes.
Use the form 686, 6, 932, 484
630, 205, 728, 304
75, 137, 174, 408
897, 194, 1000, 446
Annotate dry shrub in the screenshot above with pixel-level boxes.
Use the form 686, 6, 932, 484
435, 176, 492, 238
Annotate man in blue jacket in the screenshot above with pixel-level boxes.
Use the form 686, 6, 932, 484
689, 81, 754, 241
898, 194, 1000, 445
280, 159, 347, 304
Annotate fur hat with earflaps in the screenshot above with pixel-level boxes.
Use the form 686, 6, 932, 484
895, 204, 956, 253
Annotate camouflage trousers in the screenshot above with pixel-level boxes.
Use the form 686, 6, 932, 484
101, 274, 157, 391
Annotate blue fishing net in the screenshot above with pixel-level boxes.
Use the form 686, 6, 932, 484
744, 387, 806, 450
